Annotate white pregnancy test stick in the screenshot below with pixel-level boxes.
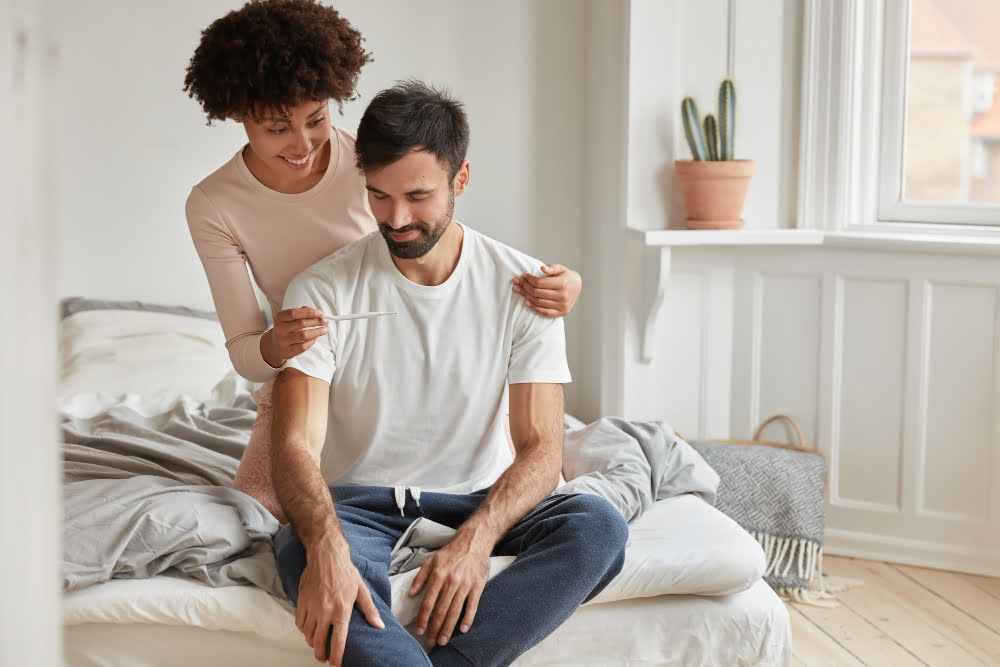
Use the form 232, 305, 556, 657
322, 311, 397, 322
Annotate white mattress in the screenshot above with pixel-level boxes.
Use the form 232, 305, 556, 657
64, 494, 788, 664
65, 580, 789, 666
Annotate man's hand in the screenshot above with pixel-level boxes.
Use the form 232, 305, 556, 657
296, 545, 384, 665
408, 538, 491, 647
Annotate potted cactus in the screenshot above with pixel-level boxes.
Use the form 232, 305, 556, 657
676, 78, 754, 229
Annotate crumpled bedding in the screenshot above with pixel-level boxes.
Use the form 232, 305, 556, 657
60, 379, 723, 603
556, 414, 719, 520
61, 391, 282, 597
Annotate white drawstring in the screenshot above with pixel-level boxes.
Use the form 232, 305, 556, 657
394, 486, 406, 516
393, 486, 422, 515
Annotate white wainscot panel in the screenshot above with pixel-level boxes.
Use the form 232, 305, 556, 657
624, 271, 705, 436
754, 274, 822, 444
835, 278, 908, 512
921, 283, 998, 520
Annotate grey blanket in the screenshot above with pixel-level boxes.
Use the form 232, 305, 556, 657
556, 416, 719, 521
62, 389, 719, 596
61, 393, 283, 596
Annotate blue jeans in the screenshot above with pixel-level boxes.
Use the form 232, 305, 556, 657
274, 486, 628, 666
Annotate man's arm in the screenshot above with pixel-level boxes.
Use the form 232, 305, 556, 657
456, 382, 564, 543
271, 368, 336, 540
409, 382, 564, 647
271, 368, 384, 665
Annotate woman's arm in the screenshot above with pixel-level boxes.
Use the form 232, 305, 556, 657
186, 186, 282, 382
186, 186, 335, 380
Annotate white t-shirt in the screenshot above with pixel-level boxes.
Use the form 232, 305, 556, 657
282, 225, 571, 493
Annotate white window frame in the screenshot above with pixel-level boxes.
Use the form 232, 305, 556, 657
798, 0, 1000, 235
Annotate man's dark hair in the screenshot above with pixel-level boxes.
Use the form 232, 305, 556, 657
355, 80, 470, 180
184, 0, 371, 123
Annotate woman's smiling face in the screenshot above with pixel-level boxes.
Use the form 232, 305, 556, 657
238, 100, 333, 193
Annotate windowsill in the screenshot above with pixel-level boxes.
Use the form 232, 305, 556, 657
827, 223, 1000, 255
628, 226, 1000, 256
629, 225, 1000, 364
628, 228, 824, 246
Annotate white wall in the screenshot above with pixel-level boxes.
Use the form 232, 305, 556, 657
1, 1, 61, 665
623, 0, 799, 234
51, 0, 805, 424
50, 0, 587, 407
576, 0, 630, 421
599, 0, 800, 431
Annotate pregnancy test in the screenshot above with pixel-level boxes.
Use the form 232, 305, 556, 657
322, 311, 397, 322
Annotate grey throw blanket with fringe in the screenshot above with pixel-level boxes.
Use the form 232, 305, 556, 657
689, 440, 826, 596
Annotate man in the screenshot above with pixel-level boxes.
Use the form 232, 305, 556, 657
271, 80, 627, 667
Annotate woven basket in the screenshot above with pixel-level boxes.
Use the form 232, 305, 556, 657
687, 414, 856, 606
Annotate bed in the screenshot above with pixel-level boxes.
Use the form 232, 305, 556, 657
59, 299, 791, 666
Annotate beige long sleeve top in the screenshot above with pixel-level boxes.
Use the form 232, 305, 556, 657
185, 126, 377, 382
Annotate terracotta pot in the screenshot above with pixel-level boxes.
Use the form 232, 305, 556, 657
675, 159, 755, 230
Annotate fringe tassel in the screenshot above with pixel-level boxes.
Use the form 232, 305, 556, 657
749, 531, 863, 608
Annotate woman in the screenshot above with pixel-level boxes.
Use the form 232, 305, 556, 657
183, 0, 582, 521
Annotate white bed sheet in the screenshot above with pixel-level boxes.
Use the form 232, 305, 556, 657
63, 494, 785, 664
64, 579, 789, 667
64, 494, 766, 635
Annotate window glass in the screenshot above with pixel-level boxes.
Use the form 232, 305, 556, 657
903, 0, 1000, 205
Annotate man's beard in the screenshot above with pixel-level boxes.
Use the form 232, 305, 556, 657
378, 193, 454, 260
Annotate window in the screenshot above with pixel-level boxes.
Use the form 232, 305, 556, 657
880, 0, 1000, 224
799, 0, 1000, 231
972, 71, 995, 116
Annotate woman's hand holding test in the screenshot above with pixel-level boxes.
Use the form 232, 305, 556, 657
511, 264, 582, 318
261, 307, 328, 368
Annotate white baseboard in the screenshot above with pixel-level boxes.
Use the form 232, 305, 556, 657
824, 528, 1000, 578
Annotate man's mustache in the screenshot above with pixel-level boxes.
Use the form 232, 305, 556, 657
379, 222, 428, 236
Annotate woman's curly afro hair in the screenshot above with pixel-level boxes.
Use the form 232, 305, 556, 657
184, 0, 372, 123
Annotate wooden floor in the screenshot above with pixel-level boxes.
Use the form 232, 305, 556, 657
788, 556, 1000, 666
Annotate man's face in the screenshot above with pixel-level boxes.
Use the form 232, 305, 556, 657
365, 150, 468, 260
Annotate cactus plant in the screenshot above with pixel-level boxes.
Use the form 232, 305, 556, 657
681, 97, 708, 162
682, 78, 737, 161
718, 78, 736, 160
703, 114, 719, 161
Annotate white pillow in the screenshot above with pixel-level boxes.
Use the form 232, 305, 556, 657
59, 309, 232, 402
